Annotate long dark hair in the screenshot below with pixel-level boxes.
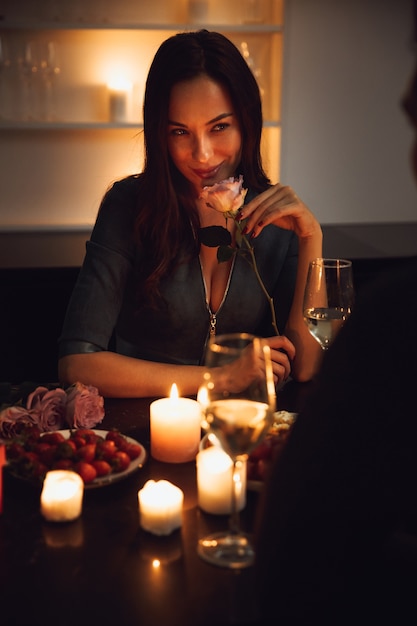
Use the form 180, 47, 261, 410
135, 30, 270, 298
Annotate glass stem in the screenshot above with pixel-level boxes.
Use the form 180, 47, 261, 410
229, 458, 243, 535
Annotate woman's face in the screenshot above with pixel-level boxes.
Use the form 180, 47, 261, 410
167, 75, 242, 194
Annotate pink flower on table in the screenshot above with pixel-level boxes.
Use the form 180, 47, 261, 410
65, 382, 105, 429
26, 386, 67, 431
199, 175, 247, 216
0, 405, 33, 438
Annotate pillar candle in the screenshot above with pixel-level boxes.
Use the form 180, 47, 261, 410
138, 479, 184, 536
196, 445, 246, 515
150, 384, 202, 463
108, 79, 131, 123
40, 470, 84, 522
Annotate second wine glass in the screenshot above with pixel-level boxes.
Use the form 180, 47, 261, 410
303, 257, 354, 350
197, 332, 276, 569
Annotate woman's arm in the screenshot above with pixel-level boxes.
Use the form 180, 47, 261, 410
59, 337, 295, 398
238, 183, 323, 382
58, 352, 206, 398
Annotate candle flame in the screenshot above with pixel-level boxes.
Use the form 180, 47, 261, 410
170, 383, 179, 400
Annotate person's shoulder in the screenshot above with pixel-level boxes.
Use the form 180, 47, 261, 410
105, 173, 142, 199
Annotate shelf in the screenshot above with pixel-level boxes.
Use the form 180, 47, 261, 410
1, 21, 283, 33
0, 0, 284, 228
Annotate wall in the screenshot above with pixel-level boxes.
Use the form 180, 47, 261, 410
281, 0, 417, 224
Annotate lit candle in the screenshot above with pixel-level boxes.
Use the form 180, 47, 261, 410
40, 470, 84, 522
196, 444, 247, 515
108, 80, 131, 123
138, 480, 184, 536
0, 443, 5, 515
150, 384, 202, 463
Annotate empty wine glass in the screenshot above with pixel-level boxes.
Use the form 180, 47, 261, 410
303, 257, 354, 350
38, 41, 61, 121
17, 40, 40, 120
197, 333, 276, 569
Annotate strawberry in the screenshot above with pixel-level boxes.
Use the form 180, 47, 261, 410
124, 442, 143, 460
41, 432, 66, 445
110, 451, 131, 473
74, 461, 97, 483
76, 443, 96, 463
105, 430, 127, 449
53, 458, 75, 471
56, 440, 77, 459
92, 460, 112, 477
96, 439, 116, 461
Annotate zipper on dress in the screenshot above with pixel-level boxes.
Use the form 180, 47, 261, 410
209, 312, 217, 336
199, 255, 235, 342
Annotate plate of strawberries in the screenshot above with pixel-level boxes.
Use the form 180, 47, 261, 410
246, 411, 297, 490
5, 426, 146, 488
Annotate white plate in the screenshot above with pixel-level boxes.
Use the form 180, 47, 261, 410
55, 429, 147, 489
7, 428, 147, 489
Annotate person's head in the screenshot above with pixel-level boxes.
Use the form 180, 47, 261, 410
143, 30, 270, 195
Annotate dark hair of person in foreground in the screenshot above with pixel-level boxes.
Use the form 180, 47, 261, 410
254, 2, 417, 623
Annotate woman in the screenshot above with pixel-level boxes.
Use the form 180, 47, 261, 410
58, 30, 322, 398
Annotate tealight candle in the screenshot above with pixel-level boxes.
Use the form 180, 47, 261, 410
196, 445, 246, 515
138, 480, 184, 536
150, 384, 202, 463
40, 470, 84, 522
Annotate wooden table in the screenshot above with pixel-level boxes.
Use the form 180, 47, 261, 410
0, 380, 312, 626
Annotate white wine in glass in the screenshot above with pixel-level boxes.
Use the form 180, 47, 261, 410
303, 258, 354, 350
197, 333, 276, 569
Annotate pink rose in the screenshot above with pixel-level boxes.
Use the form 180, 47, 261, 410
65, 382, 105, 429
0, 405, 32, 438
26, 386, 67, 431
199, 175, 247, 215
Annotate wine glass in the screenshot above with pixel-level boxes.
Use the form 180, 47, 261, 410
197, 332, 276, 569
303, 257, 354, 350
38, 41, 61, 121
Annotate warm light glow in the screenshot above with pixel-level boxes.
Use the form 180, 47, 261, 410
152, 559, 161, 569
107, 76, 132, 92
138, 480, 184, 536
150, 387, 202, 463
40, 470, 84, 522
197, 445, 246, 515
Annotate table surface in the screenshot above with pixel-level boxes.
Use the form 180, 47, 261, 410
0, 380, 312, 626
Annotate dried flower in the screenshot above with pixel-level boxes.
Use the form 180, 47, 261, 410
199, 176, 279, 335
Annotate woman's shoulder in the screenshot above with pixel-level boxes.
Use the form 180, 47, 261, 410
91, 175, 143, 248
104, 173, 143, 200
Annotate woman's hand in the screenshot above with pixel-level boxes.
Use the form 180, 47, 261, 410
215, 335, 296, 393
264, 335, 296, 384
238, 183, 320, 240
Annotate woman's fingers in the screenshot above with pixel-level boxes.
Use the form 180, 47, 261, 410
263, 335, 296, 383
239, 183, 317, 239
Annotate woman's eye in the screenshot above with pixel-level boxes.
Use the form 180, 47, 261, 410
170, 128, 187, 136
212, 123, 229, 132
